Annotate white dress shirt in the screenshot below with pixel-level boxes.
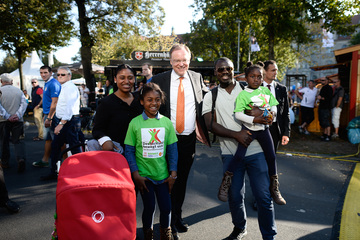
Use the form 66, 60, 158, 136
170, 70, 196, 135
263, 81, 277, 122
55, 80, 80, 121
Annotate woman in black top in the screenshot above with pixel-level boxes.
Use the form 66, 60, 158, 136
92, 64, 143, 151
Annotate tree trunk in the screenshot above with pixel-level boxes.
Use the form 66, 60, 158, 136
76, 0, 95, 104
267, 10, 275, 60
16, 48, 24, 90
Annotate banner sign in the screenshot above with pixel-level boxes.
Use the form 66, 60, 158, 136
131, 51, 170, 61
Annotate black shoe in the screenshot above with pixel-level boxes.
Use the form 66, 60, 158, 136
40, 173, 57, 181
175, 218, 189, 232
173, 231, 180, 240
171, 225, 180, 240
1, 200, 20, 213
223, 227, 247, 240
17, 159, 25, 173
324, 135, 331, 142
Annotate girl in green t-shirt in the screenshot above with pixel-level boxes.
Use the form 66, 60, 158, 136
218, 62, 286, 206
124, 82, 178, 240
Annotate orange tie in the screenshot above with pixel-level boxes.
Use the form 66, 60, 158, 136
176, 77, 185, 133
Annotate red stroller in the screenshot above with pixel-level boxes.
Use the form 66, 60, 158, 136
54, 150, 136, 240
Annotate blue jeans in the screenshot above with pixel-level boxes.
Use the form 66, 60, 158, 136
140, 181, 171, 229
222, 153, 277, 240
49, 116, 82, 174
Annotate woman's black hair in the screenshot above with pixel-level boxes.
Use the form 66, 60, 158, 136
140, 82, 165, 104
244, 61, 264, 77
115, 64, 136, 77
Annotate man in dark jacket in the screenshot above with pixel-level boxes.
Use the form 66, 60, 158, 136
317, 77, 333, 141
31, 79, 44, 141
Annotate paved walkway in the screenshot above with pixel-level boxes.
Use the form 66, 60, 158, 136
0, 124, 359, 239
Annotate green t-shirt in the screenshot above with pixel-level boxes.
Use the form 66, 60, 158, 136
234, 86, 279, 112
124, 114, 178, 181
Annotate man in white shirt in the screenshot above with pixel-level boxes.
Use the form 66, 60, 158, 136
41, 67, 81, 180
295, 80, 318, 134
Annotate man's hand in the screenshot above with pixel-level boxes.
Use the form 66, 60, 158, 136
281, 136, 289, 145
132, 171, 149, 194
8, 114, 19, 122
233, 129, 252, 148
54, 124, 63, 135
44, 118, 52, 128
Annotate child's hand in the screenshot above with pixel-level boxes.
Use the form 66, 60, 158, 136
253, 115, 270, 124
102, 140, 115, 151
132, 171, 149, 194
165, 171, 177, 193
245, 104, 264, 117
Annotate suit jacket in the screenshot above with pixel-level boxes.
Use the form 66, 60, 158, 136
274, 82, 290, 137
273, 81, 291, 138
152, 70, 210, 145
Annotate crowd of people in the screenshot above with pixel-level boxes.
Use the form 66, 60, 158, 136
0, 43, 346, 240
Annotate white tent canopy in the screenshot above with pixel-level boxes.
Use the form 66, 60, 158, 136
10, 51, 45, 93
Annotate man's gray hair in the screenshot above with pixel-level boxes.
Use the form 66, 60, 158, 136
0, 73, 13, 83
58, 66, 72, 77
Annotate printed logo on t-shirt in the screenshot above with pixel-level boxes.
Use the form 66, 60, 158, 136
141, 128, 165, 158
251, 94, 270, 108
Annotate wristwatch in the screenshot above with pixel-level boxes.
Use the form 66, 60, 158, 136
59, 122, 65, 125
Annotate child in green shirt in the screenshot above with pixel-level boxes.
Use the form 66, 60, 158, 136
124, 82, 178, 240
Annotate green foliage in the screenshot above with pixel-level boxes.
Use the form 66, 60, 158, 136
72, 0, 165, 95
350, 31, 360, 46
0, 0, 73, 58
188, 0, 360, 76
92, 31, 180, 66
0, 53, 18, 74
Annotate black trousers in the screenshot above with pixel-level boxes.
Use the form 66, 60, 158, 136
269, 122, 281, 153
171, 131, 196, 222
0, 166, 9, 205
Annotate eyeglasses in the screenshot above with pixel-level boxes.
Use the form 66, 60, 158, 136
217, 67, 233, 73
31, 82, 37, 84
57, 73, 68, 77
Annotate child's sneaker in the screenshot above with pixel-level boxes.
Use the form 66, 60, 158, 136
218, 171, 233, 202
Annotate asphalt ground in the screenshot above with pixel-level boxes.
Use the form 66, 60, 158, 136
0, 123, 358, 240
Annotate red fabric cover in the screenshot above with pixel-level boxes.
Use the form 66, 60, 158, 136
56, 151, 136, 240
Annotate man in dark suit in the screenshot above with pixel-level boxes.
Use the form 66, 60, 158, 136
263, 60, 290, 151
152, 44, 208, 239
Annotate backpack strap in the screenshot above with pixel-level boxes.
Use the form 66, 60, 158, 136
208, 81, 245, 132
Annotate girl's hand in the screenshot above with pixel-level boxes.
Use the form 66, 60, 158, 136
132, 171, 149, 194
102, 140, 115, 151
253, 115, 270, 125
164, 171, 177, 193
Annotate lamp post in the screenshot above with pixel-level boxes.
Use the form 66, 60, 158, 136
236, 19, 241, 72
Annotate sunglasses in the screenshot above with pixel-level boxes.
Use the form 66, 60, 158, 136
217, 67, 233, 73
31, 82, 37, 84
57, 73, 68, 77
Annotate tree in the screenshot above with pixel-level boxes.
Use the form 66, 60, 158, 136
0, 0, 73, 89
0, 53, 18, 74
73, 0, 164, 101
92, 30, 180, 66
350, 31, 360, 46
189, 0, 360, 70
